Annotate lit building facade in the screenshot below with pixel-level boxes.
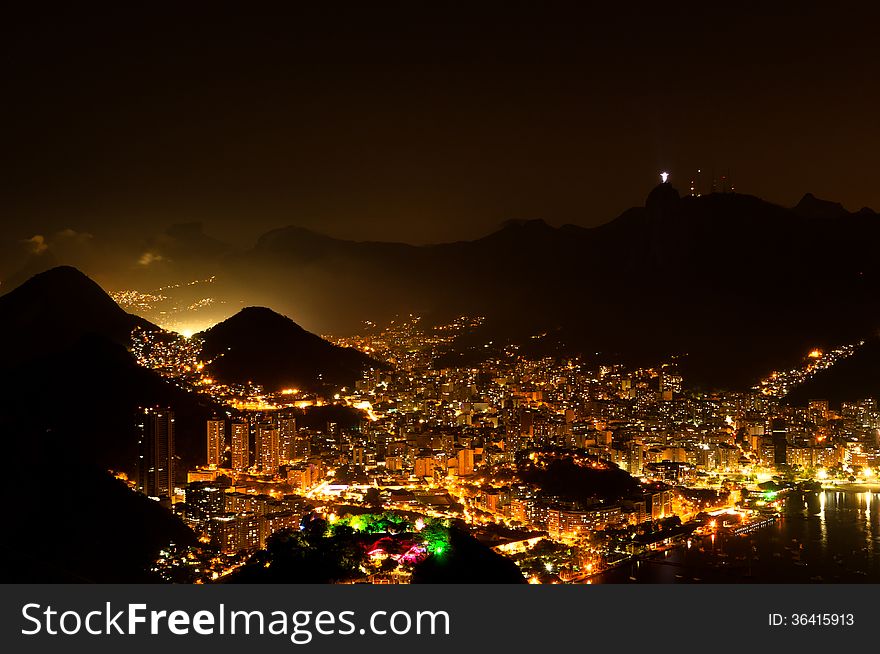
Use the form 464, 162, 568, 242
136, 407, 175, 501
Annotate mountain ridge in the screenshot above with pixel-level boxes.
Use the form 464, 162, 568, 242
6, 184, 880, 391
225, 185, 880, 389
0, 265, 155, 359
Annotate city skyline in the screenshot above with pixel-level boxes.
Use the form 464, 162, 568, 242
3, 3, 880, 588
136, 302, 880, 584
5, 261, 879, 584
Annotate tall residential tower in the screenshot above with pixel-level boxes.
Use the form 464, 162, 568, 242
137, 407, 176, 501
207, 418, 225, 467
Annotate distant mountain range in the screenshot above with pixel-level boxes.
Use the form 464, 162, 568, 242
5, 183, 880, 394
219, 185, 880, 390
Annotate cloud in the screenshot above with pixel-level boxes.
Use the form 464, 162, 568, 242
21, 229, 93, 256
138, 251, 165, 266
55, 228, 94, 245
22, 235, 49, 254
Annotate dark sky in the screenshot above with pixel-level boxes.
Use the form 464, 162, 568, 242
2, 1, 879, 250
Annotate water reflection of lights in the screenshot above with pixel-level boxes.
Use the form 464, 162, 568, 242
868, 494, 876, 559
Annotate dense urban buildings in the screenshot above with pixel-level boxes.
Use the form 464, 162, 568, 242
129, 314, 880, 583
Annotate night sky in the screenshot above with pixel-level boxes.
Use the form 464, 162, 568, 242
2, 2, 878, 253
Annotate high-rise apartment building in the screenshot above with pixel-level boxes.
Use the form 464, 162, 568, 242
137, 407, 175, 500
256, 422, 280, 472
457, 448, 475, 476
279, 414, 297, 463
207, 418, 225, 467
231, 421, 250, 471
771, 418, 788, 467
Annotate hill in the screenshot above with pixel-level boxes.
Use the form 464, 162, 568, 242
0, 266, 222, 471
198, 306, 382, 392
0, 265, 152, 363
0, 443, 197, 582
0, 266, 209, 581
786, 337, 880, 405
410, 528, 526, 584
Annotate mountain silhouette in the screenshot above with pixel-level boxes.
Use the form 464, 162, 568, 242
199, 306, 382, 392
8, 182, 880, 393
0, 265, 153, 363
411, 527, 526, 584
0, 441, 197, 582
0, 266, 221, 470
793, 192, 849, 220
0, 266, 394, 580
0, 267, 205, 582
224, 186, 880, 389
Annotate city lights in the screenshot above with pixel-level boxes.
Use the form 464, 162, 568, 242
133, 310, 880, 586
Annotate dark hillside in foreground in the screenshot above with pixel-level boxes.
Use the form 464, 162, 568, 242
1, 416, 197, 582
